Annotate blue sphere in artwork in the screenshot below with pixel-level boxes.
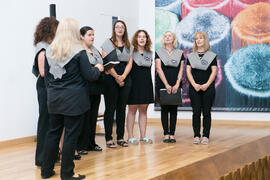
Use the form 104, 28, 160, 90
155, 0, 178, 7
175, 7, 230, 49
155, 0, 181, 16
225, 44, 270, 97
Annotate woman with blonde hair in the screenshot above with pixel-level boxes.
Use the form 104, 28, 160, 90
41, 18, 103, 180
155, 31, 185, 143
126, 30, 154, 144
186, 32, 217, 145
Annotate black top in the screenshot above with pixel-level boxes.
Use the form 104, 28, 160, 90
88, 52, 105, 95
118, 46, 124, 52
187, 53, 217, 89
32, 49, 45, 78
155, 52, 185, 97
114, 46, 127, 75
45, 50, 100, 116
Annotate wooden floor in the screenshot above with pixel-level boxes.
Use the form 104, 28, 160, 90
1, 120, 270, 180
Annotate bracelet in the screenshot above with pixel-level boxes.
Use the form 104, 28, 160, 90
121, 74, 126, 80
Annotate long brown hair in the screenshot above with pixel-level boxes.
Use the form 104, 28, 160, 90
33, 17, 59, 46
132, 30, 152, 53
110, 20, 130, 50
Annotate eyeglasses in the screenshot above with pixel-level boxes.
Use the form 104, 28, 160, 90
115, 26, 125, 30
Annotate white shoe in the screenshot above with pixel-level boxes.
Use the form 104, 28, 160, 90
201, 137, 209, 145
193, 137, 200, 144
128, 138, 139, 145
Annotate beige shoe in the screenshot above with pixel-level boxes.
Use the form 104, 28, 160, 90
201, 137, 209, 145
193, 137, 200, 144
140, 137, 153, 144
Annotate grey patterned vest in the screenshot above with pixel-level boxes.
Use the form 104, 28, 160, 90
187, 51, 216, 70
86, 45, 103, 65
156, 47, 183, 67
101, 38, 131, 62
32, 42, 49, 77
46, 45, 84, 79
133, 50, 152, 67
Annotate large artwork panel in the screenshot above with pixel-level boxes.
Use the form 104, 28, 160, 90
155, 0, 270, 112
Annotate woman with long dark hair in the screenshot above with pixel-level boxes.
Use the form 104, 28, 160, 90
101, 20, 132, 148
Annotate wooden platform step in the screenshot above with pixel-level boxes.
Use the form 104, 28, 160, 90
151, 135, 270, 180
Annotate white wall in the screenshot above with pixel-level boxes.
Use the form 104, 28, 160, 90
0, 0, 139, 141
138, 0, 270, 122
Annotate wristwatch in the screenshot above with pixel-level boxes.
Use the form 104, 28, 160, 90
177, 77, 181, 81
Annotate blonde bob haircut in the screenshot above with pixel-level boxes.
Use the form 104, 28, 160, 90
161, 31, 178, 49
48, 18, 83, 61
192, 32, 210, 52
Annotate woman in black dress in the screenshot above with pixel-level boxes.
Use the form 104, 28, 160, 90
155, 31, 185, 143
77, 26, 103, 154
32, 17, 59, 166
41, 18, 103, 180
101, 20, 132, 148
186, 32, 217, 145
126, 30, 154, 144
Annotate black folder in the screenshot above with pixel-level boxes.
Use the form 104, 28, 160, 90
104, 61, 120, 71
103, 49, 120, 71
159, 89, 182, 106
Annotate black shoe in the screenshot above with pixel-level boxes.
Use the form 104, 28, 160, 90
41, 170, 55, 179
88, 144, 103, 151
163, 139, 170, 143
62, 174, 85, 180
35, 162, 42, 167
169, 138, 176, 143
74, 154, 81, 160
77, 150, 88, 155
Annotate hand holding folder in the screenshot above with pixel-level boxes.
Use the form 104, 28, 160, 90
159, 89, 182, 106
103, 49, 120, 71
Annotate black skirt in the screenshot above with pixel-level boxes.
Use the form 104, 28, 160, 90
128, 62, 154, 105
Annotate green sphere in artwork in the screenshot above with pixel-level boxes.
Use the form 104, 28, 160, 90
155, 8, 179, 50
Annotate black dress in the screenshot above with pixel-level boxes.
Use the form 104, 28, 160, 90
155, 53, 185, 100
128, 56, 154, 105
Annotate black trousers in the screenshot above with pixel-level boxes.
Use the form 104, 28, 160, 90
189, 87, 215, 138
41, 114, 83, 179
77, 94, 101, 150
103, 75, 131, 141
160, 105, 178, 135
35, 77, 50, 166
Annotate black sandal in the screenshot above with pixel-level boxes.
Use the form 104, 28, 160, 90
78, 150, 88, 155
62, 174, 85, 180
106, 142, 117, 148
117, 140, 128, 147
92, 144, 102, 151
73, 154, 81, 160
163, 135, 170, 143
